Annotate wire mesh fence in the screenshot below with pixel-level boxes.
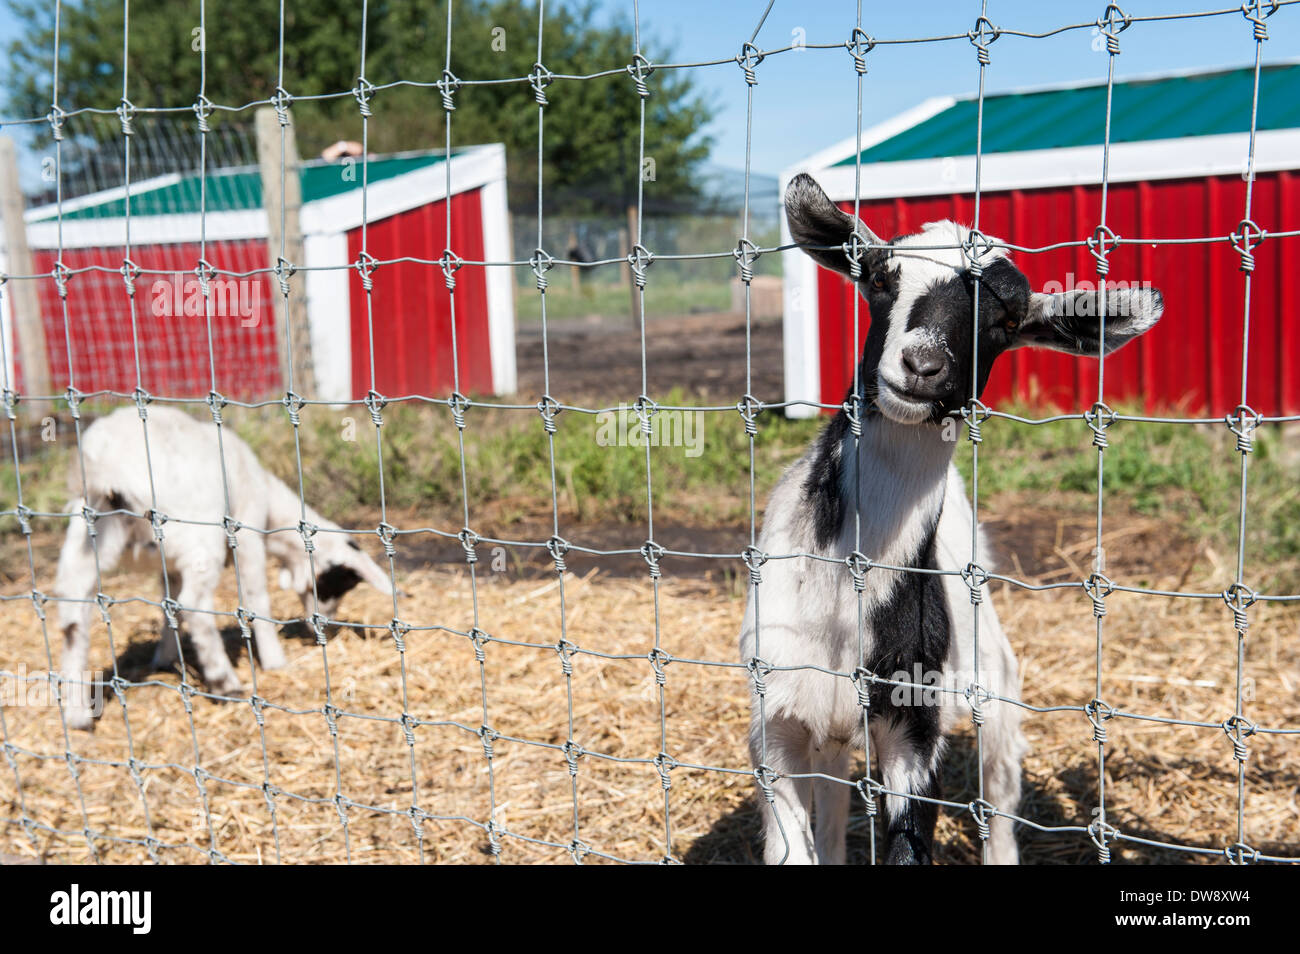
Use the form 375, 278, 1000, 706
1, 0, 1298, 864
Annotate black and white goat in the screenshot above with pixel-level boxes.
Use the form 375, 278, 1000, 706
54, 406, 392, 729
741, 174, 1163, 865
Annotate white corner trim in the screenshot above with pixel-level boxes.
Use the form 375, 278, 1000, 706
780, 210, 821, 419
478, 170, 516, 396
303, 231, 352, 405
24, 172, 184, 224
810, 129, 1300, 201
25, 210, 268, 250
300, 144, 506, 236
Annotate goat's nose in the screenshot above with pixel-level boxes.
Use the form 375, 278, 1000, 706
901, 346, 946, 380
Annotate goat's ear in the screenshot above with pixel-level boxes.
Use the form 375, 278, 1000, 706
1017, 286, 1163, 356
784, 172, 883, 278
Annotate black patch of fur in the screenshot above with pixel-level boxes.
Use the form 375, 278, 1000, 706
865, 520, 950, 866
105, 491, 130, 513
802, 410, 850, 549
315, 563, 362, 604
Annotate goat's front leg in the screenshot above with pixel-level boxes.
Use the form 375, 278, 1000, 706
750, 713, 815, 864
873, 716, 943, 865
233, 533, 286, 671
812, 741, 851, 864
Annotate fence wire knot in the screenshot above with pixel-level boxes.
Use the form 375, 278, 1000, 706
1225, 841, 1259, 865
438, 69, 460, 111
116, 97, 137, 136
547, 535, 571, 574
377, 522, 398, 558
742, 545, 768, 586
448, 391, 470, 430
736, 42, 764, 85
968, 797, 996, 841
1088, 817, 1119, 863
119, 257, 141, 297
641, 540, 665, 580
297, 519, 318, 554
222, 515, 242, 552
1221, 714, 1257, 763
352, 77, 375, 117
633, 394, 658, 436
364, 389, 387, 428
648, 647, 671, 687
1085, 572, 1114, 619
484, 819, 503, 857
628, 244, 653, 288
439, 248, 463, 291
964, 229, 998, 278
1229, 219, 1265, 273
1221, 582, 1256, 635
355, 250, 379, 292
962, 562, 989, 605
846, 550, 872, 592
1085, 698, 1116, 744
147, 507, 167, 542
47, 103, 67, 141
281, 389, 305, 427
733, 237, 760, 284
64, 385, 83, 420
309, 612, 329, 645
842, 230, 869, 281
133, 387, 152, 418
754, 764, 779, 804
479, 724, 499, 761
965, 682, 993, 727
192, 94, 214, 133
28, 588, 47, 621
1241, 0, 1277, 41
841, 392, 864, 438
1084, 407, 1116, 455
1097, 4, 1132, 55
747, 656, 773, 697
556, 639, 577, 677
562, 739, 585, 777
529, 63, 554, 105
960, 399, 991, 444
2, 389, 17, 421
847, 28, 875, 74
537, 394, 561, 433
236, 606, 255, 642
14, 504, 33, 538
627, 53, 654, 98
52, 260, 71, 299
654, 752, 677, 791
389, 618, 410, 654
530, 248, 554, 291
851, 666, 875, 710
857, 777, 883, 816
271, 86, 294, 126
274, 256, 296, 298
1088, 225, 1119, 277
469, 627, 489, 664
205, 389, 227, 426
457, 526, 478, 565
161, 597, 181, 632
1226, 404, 1261, 455
968, 16, 1000, 65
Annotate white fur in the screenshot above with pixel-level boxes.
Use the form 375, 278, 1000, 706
54, 406, 392, 730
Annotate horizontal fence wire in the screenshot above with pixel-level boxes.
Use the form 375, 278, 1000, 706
0, 0, 1297, 864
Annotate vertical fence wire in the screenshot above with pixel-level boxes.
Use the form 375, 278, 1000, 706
0, 1, 1297, 865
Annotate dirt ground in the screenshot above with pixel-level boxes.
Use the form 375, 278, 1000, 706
2, 311, 1297, 864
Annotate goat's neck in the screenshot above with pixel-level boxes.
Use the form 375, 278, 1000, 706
838, 413, 955, 556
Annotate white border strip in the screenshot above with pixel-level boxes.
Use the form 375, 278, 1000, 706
476, 151, 516, 395
303, 231, 352, 404
811, 129, 1300, 201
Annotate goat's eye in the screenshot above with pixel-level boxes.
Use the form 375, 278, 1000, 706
1005, 317, 1020, 332
870, 274, 886, 291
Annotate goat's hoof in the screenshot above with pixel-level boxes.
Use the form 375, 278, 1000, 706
63, 708, 95, 732
206, 673, 244, 697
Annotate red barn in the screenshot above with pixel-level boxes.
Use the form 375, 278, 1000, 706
779, 64, 1300, 418
6, 143, 514, 403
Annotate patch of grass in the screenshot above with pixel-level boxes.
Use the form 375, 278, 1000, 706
514, 279, 732, 322
952, 404, 1300, 590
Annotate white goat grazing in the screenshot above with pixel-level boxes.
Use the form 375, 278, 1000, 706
55, 405, 392, 729
741, 174, 1164, 864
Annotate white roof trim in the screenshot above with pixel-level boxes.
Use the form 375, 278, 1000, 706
807, 128, 1300, 201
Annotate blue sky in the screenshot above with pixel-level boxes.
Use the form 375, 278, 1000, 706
2, 1, 1298, 187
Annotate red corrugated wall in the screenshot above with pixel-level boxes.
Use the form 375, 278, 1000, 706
821, 171, 1299, 416
27, 239, 280, 401
346, 189, 492, 400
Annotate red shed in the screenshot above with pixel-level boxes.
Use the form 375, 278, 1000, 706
779, 64, 1300, 418
6, 143, 514, 403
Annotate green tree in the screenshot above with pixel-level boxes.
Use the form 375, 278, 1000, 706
3, 0, 714, 213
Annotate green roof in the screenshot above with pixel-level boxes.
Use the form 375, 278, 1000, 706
30, 152, 453, 222
835, 64, 1300, 166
